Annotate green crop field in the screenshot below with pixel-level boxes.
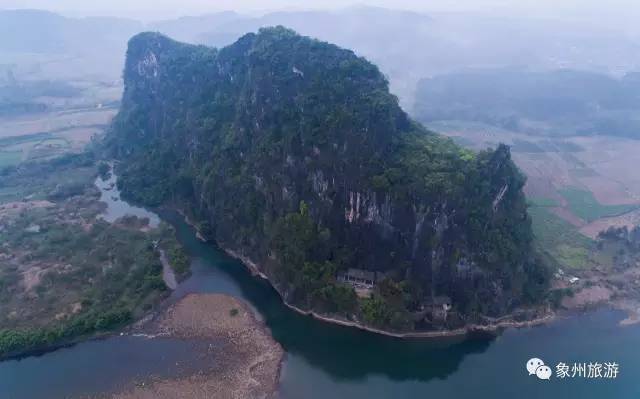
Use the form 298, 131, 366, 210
0, 132, 75, 168
528, 205, 594, 269
559, 187, 638, 222
527, 196, 560, 208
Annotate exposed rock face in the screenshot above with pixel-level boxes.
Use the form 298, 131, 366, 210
106, 27, 548, 328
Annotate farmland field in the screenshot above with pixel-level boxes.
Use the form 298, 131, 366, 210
528, 205, 593, 269
559, 187, 638, 223
428, 120, 640, 269
0, 79, 119, 169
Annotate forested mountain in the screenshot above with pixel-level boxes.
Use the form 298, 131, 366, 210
413, 68, 640, 138
105, 28, 549, 331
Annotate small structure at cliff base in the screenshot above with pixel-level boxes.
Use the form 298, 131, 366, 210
338, 268, 388, 298
338, 268, 387, 289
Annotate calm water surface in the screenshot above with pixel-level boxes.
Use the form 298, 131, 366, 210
94, 172, 160, 227
1, 175, 639, 398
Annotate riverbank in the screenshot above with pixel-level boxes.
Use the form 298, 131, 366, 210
215, 240, 555, 338
280, 303, 555, 339
175, 208, 207, 242
139, 205, 552, 339
111, 293, 284, 399
174, 208, 556, 339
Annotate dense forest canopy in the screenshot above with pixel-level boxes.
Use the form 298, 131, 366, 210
105, 27, 549, 331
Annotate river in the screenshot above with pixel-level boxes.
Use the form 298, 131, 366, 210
1, 174, 639, 398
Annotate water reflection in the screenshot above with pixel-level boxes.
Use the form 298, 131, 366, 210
271, 317, 493, 382
95, 170, 160, 227
0, 336, 214, 399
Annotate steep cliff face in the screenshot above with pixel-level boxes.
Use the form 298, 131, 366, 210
106, 27, 549, 330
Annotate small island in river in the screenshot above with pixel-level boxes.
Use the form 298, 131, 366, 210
111, 293, 284, 399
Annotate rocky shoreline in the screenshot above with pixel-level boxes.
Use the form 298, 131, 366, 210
174, 208, 556, 339
111, 293, 284, 399
282, 304, 555, 338
222, 245, 555, 338
231, 235, 640, 335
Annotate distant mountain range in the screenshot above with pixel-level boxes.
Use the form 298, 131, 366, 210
413, 68, 640, 139
2, 7, 640, 107
0, 9, 141, 53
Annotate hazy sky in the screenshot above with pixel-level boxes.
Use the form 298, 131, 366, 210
1, 0, 510, 17
1, 0, 639, 22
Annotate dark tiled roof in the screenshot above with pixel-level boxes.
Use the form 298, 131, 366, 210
433, 296, 452, 305
346, 268, 376, 281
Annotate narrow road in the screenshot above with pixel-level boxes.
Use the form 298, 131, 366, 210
159, 248, 178, 290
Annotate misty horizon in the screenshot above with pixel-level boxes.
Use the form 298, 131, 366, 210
0, 0, 640, 31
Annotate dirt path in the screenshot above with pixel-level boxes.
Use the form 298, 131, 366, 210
158, 249, 177, 290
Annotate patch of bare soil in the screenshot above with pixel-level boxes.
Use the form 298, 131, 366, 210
572, 136, 640, 203
158, 249, 177, 290
560, 257, 640, 326
111, 294, 283, 399
615, 299, 640, 326
21, 265, 45, 292
578, 175, 638, 206
0, 200, 55, 221
580, 209, 640, 239
561, 285, 613, 308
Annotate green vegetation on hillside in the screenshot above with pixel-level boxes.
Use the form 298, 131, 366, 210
528, 205, 593, 269
158, 224, 191, 278
105, 27, 549, 331
270, 201, 358, 314
527, 197, 560, 208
